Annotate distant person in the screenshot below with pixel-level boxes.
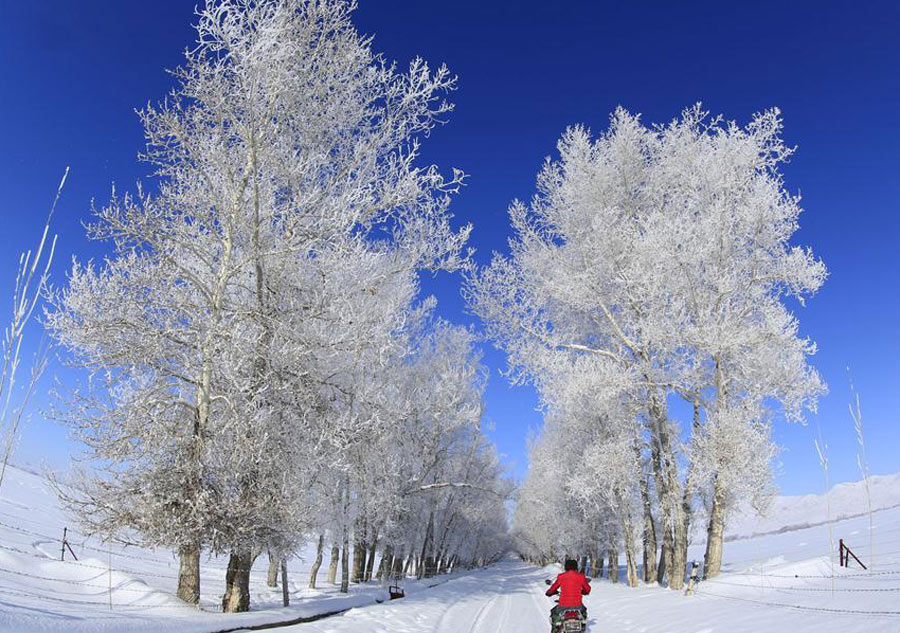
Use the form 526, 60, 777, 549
545, 558, 591, 623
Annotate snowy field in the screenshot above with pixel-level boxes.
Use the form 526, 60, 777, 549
2, 463, 900, 633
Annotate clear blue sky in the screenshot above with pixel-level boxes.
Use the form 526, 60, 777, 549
1, 0, 897, 495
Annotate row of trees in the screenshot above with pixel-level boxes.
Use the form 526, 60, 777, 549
46, 0, 507, 612
467, 106, 826, 588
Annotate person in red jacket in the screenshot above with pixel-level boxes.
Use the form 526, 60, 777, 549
545, 559, 591, 623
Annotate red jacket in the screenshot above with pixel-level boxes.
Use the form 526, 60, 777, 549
546, 570, 591, 607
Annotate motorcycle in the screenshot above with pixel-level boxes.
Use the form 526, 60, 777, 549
544, 579, 588, 633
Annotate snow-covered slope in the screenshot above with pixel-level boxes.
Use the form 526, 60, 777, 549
726, 472, 900, 539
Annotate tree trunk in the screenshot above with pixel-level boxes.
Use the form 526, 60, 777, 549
340, 481, 350, 593
434, 510, 459, 572
392, 546, 406, 580
364, 530, 378, 581
606, 548, 619, 583
641, 499, 657, 584
340, 528, 350, 593
308, 534, 325, 589
676, 392, 702, 585
648, 406, 669, 586
267, 550, 279, 588
592, 551, 603, 578
703, 475, 726, 579
177, 541, 200, 605
672, 515, 689, 589
222, 549, 255, 613
704, 368, 728, 581
624, 525, 639, 587
658, 524, 672, 585
327, 543, 339, 584
633, 428, 657, 584
281, 559, 290, 606
420, 511, 435, 578
352, 517, 367, 583
649, 395, 687, 590
377, 544, 393, 581
355, 549, 366, 582
352, 542, 365, 583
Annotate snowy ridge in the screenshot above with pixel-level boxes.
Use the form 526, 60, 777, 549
726, 471, 900, 539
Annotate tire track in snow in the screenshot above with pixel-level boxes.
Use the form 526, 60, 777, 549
528, 580, 551, 631
465, 592, 501, 633
431, 579, 511, 633
468, 591, 513, 633
493, 592, 515, 633
429, 574, 499, 633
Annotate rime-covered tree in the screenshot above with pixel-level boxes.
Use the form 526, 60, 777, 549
47, 0, 472, 611
471, 105, 824, 588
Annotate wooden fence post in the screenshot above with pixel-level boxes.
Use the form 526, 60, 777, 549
840, 539, 867, 570
60, 527, 78, 561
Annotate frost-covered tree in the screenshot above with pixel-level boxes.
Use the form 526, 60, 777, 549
47, 0, 474, 611
323, 316, 509, 585
514, 427, 594, 566
471, 105, 824, 588
638, 105, 826, 578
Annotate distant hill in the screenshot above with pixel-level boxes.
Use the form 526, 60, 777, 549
725, 472, 900, 540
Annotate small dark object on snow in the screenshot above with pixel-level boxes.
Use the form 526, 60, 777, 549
389, 585, 405, 600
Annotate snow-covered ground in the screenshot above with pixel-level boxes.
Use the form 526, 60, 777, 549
3, 463, 900, 632
284, 505, 900, 633
725, 471, 900, 539
0, 464, 458, 633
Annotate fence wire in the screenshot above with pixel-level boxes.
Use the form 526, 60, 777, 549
696, 588, 900, 617
0, 519, 390, 615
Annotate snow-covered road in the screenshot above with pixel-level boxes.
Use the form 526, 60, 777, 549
282, 547, 900, 633
285, 557, 556, 633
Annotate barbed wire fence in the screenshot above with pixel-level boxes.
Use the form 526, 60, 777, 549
4, 499, 900, 619
0, 515, 343, 614
685, 530, 900, 618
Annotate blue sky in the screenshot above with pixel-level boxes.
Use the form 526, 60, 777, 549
1, 0, 897, 495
